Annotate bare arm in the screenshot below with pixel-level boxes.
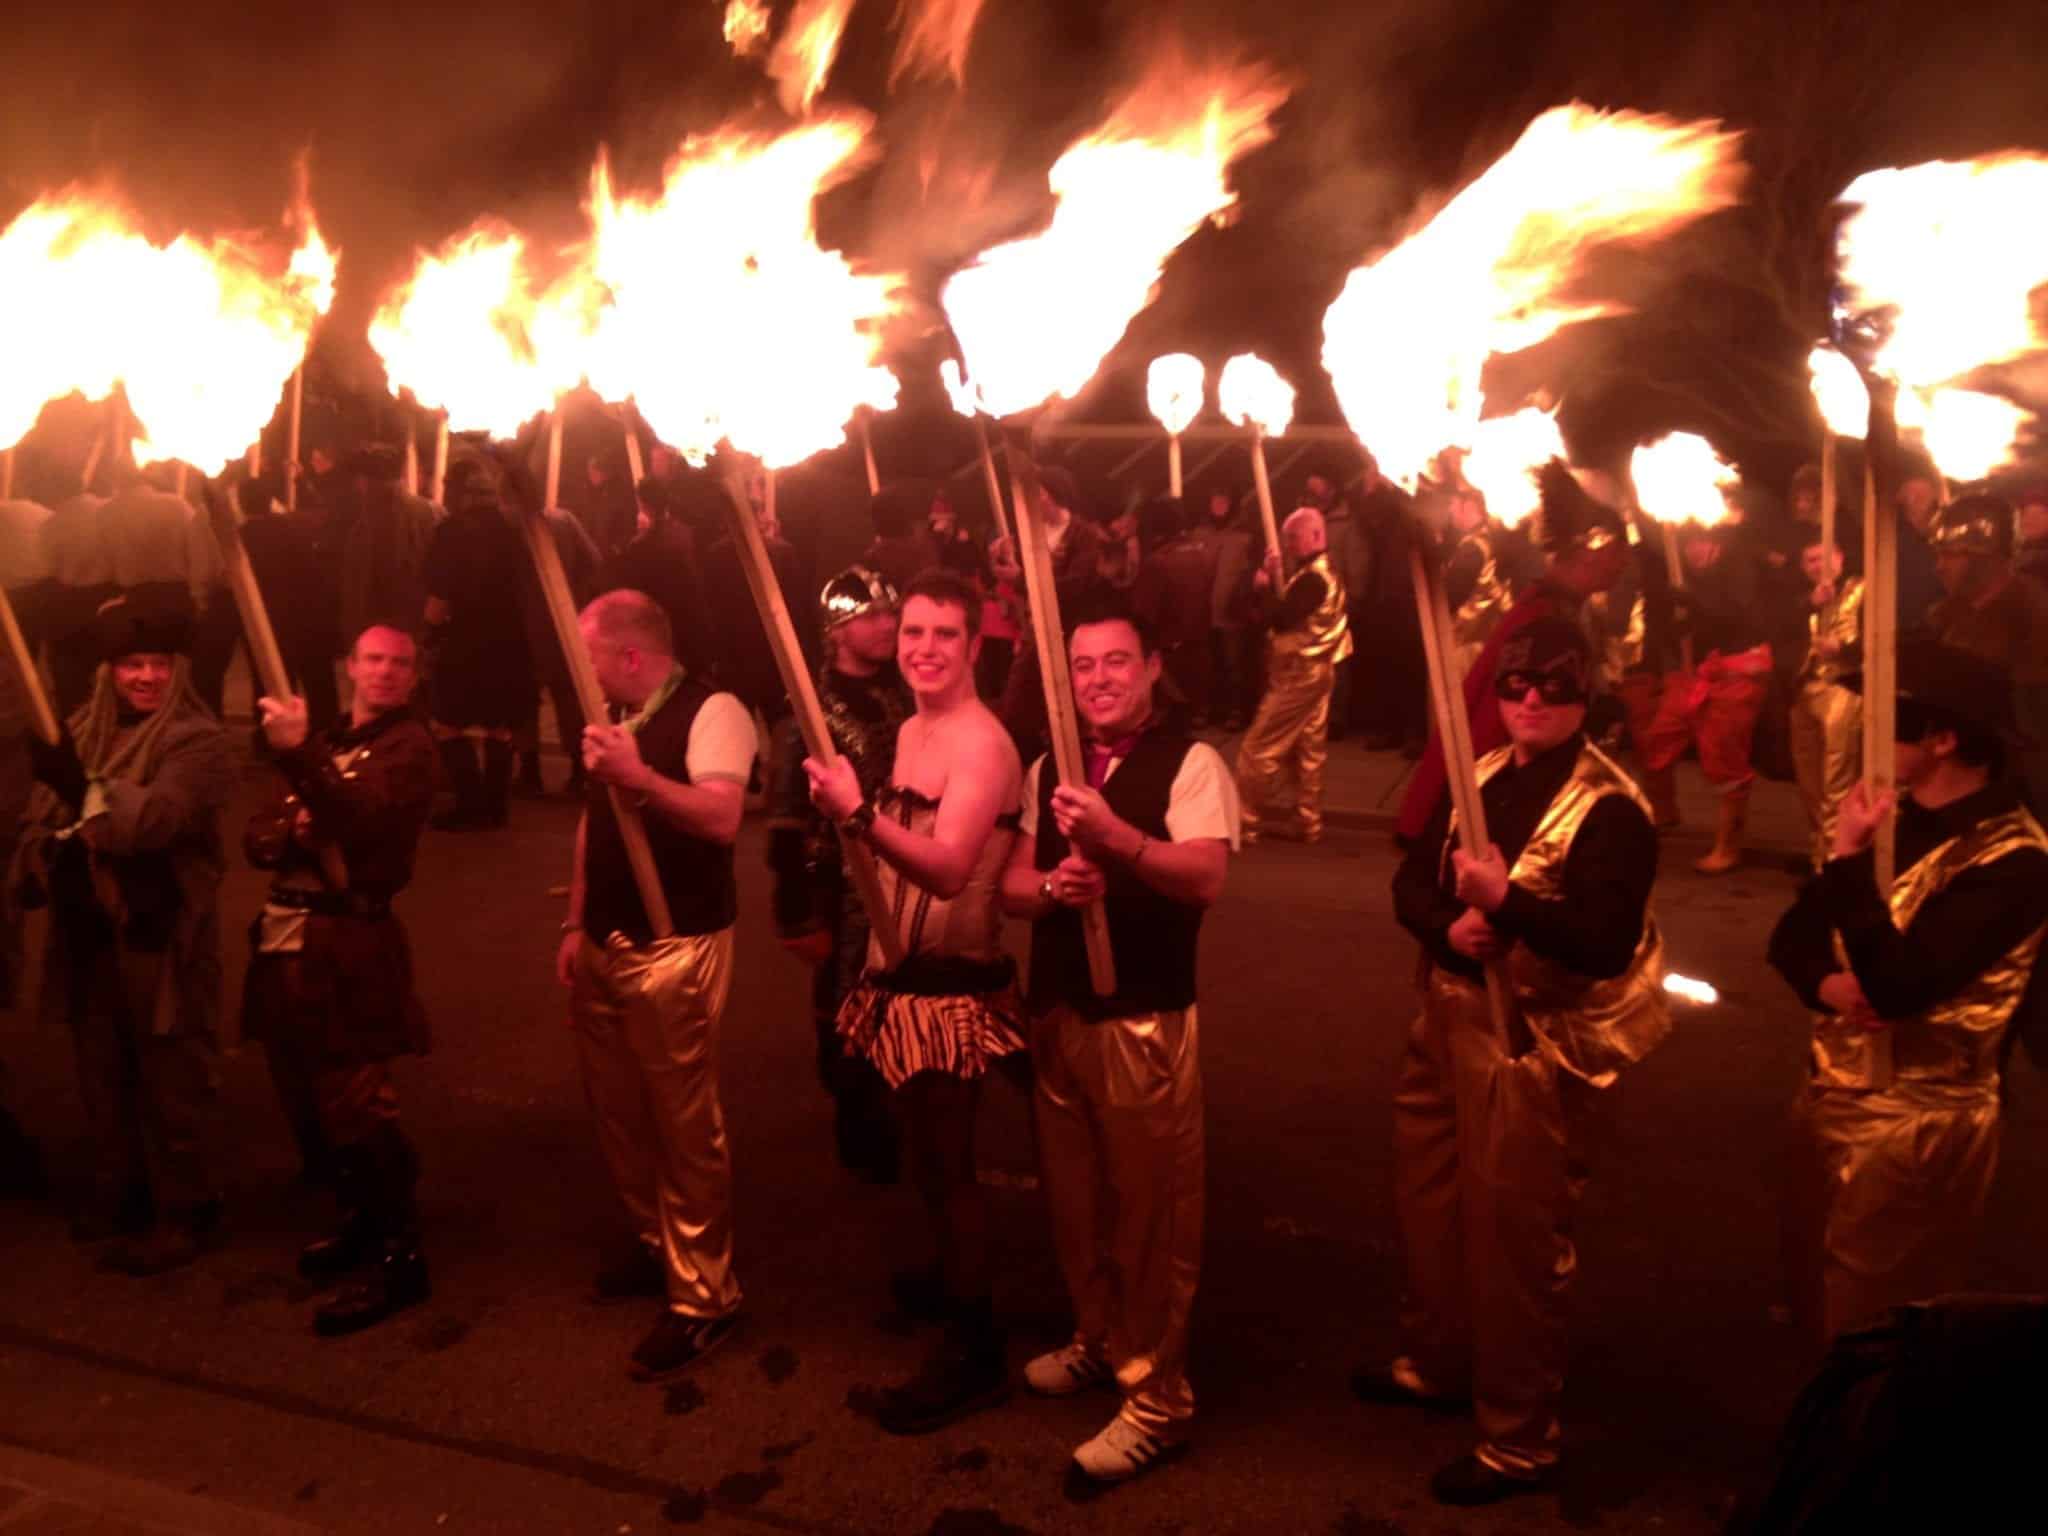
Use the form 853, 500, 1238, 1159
999, 821, 1052, 918
638, 772, 745, 847
555, 812, 588, 987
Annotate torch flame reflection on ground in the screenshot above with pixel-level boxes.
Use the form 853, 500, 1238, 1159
942, 62, 1286, 419
1321, 104, 1744, 490
1631, 431, 1736, 528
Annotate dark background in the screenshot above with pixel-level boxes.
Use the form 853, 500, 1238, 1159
5, 0, 2047, 489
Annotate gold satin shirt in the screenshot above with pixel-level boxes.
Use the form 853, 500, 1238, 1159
1273, 552, 1354, 667
1811, 805, 2048, 1098
1800, 576, 1864, 686
1451, 530, 1512, 655
1456, 740, 1670, 1087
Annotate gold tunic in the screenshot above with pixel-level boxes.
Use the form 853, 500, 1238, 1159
1271, 552, 1353, 666
1585, 586, 1646, 691
1460, 740, 1671, 1087
1450, 529, 1511, 674
1810, 803, 2048, 1099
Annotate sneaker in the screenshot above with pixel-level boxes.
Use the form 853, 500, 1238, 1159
628, 1310, 742, 1382
592, 1245, 666, 1305
1070, 1415, 1187, 1486
1024, 1343, 1113, 1397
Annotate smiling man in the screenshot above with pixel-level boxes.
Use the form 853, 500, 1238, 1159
806, 568, 1026, 1436
1380, 614, 1667, 1507
1000, 596, 1237, 1489
243, 621, 440, 1336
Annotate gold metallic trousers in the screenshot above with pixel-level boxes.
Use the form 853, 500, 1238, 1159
1032, 1005, 1204, 1436
1234, 652, 1335, 840
1392, 972, 1609, 1477
571, 929, 741, 1320
1785, 1083, 1999, 1343
1789, 680, 1861, 869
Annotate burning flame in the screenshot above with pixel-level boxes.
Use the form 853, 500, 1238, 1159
0, 190, 336, 473
1664, 972, 1718, 1005
939, 358, 983, 418
1631, 430, 1736, 527
1218, 352, 1296, 438
369, 226, 585, 440
1837, 155, 2048, 388
891, 0, 986, 87
1895, 386, 2027, 483
942, 60, 1286, 419
583, 118, 902, 470
723, 0, 772, 57
1146, 353, 1204, 436
1807, 345, 1869, 439
1321, 104, 1745, 490
768, 0, 857, 115
1458, 408, 1564, 527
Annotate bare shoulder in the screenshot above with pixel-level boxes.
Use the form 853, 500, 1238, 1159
958, 702, 1021, 787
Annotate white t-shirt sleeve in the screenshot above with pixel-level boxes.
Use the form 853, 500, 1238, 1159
1165, 741, 1241, 850
685, 692, 759, 785
1017, 755, 1046, 839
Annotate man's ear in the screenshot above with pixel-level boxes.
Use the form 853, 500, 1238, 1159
1145, 651, 1164, 687
1927, 727, 1960, 762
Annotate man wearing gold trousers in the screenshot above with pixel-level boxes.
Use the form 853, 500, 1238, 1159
1788, 532, 1863, 869
1375, 615, 1667, 1508
1234, 506, 1352, 844
1768, 638, 2048, 1346
1000, 596, 1238, 1488
554, 590, 755, 1381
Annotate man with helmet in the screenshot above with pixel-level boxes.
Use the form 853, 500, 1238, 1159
767, 565, 911, 1182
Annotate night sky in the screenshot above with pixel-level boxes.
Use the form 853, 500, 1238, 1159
6, 0, 2047, 485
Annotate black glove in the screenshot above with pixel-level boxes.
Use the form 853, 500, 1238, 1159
26, 721, 88, 815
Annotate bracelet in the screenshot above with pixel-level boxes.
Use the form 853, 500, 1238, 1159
840, 801, 877, 840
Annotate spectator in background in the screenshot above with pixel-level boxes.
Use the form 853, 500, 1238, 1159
569, 450, 640, 559
1354, 452, 1430, 756
926, 489, 986, 582
997, 465, 1104, 765
338, 445, 440, 651
42, 481, 114, 718
509, 487, 603, 799
1132, 496, 1216, 726
1195, 484, 1258, 732
862, 486, 938, 597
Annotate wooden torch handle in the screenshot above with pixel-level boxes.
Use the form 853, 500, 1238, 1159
0, 583, 59, 745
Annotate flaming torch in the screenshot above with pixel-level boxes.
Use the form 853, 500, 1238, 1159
1630, 430, 1735, 674
1217, 351, 1295, 559
1457, 407, 1563, 530
941, 357, 1011, 544
1145, 352, 1203, 498
941, 60, 1288, 994
582, 116, 907, 961
1320, 103, 1744, 1050
1808, 344, 1869, 566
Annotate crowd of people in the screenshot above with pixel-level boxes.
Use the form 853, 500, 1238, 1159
2, 398, 2046, 1518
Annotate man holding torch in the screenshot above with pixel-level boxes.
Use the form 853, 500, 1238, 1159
1767, 638, 2048, 1343
1232, 505, 1352, 845
242, 621, 438, 1336
557, 590, 754, 1380
767, 566, 911, 1183
805, 569, 1027, 1436
1378, 613, 1667, 1507
1000, 595, 1238, 1487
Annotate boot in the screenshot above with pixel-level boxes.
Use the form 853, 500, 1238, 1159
1695, 783, 1749, 875
298, 1143, 377, 1282
431, 737, 488, 830
1641, 763, 1680, 830
314, 1127, 428, 1336
876, 1297, 1009, 1434
100, 1198, 223, 1277
481, 738, 514, 829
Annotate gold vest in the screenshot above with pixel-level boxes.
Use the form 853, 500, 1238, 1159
1811, 804, 2048, 1100
1455, 740, 1671, 1087
1799, 576, 1864, 687
1273, 552, 1354, 666
1586, 586, 1647, 686
1451, 528, 1511, 654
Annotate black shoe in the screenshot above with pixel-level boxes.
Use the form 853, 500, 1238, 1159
1349, 1364, 1470, 1416
298, 1213, 377, 1283
100, 1202, 221, 1277
627, 1310, 742, 1381
1429, 1453, 1554, 1507
889, 1263, 949, 1325
314, 1242, 431, 1337
876, 1316, 1010, 1436
592, 1245, 666, 1305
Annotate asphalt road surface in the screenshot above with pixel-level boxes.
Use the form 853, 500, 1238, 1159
3, 758, 2045, 1535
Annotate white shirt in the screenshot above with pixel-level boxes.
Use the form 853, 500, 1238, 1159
684, 691, 759, 786
1019, 739, 1241, 850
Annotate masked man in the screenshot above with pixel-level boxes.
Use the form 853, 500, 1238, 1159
243, 622, 439, 1335
767, 566, 911, 1182
1768, 639, 2048, 1343
1000, 596, 1238, 1487
1233, 506, 1353, 844
16, 592, 235, 1274
1378, 615, 1667, 1506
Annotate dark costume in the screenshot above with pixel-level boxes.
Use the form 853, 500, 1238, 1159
243, 702, 438, 1333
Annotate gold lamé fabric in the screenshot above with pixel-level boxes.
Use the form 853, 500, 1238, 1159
1796, 804, 2048, 1339
1800, 577, 1864, 688
1585, 586, 1646, 691
1032, 1004, 1204, 1435
1271, 553, 1355, 667
1392, 970, 1612, 1478
1455, 742, 1672, 1087
570, 928, 741, 1319
1790, 681, 1861, 870
1233, 652, 1337, 839
1451, 530, 1512, 677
